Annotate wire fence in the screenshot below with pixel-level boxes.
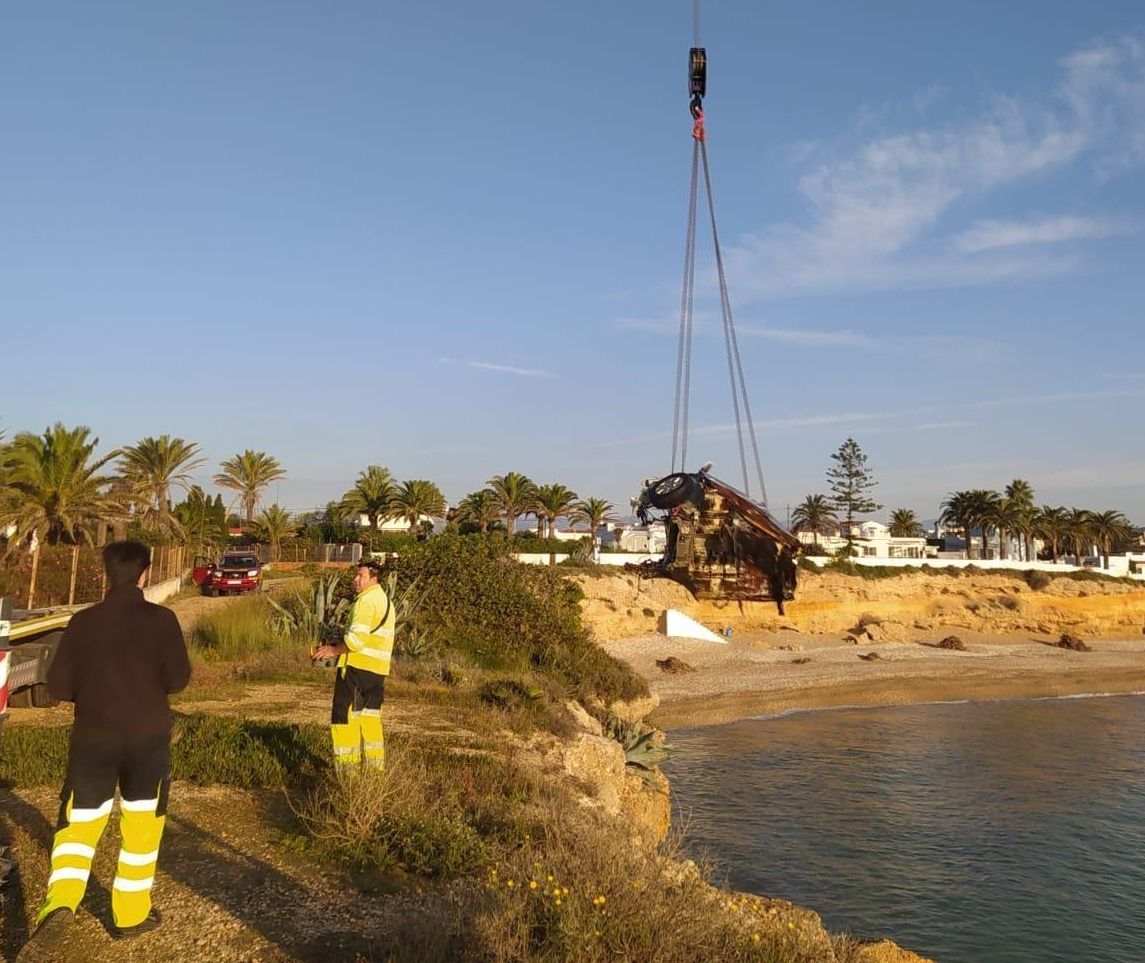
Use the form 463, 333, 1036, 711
0, 545, 191, 611
0, 542, 364, 609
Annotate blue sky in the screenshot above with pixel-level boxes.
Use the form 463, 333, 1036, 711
3, 1, 1143, 524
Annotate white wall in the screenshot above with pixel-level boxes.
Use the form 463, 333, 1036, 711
513, 552, 659, 567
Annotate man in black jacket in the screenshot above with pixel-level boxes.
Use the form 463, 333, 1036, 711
17, 540, 191, 958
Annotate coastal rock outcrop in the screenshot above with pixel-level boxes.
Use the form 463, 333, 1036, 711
559, 706, 671, 845
577, 569, 1145, 642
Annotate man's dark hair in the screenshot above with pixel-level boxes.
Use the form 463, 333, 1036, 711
103, 540, 152, 588
356, 559, 383, 580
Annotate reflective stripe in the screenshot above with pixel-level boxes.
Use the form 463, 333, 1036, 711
120, 797, 159, 812
349, 623, 370, 633
360, 708, 381, 718
113, 876, 154, 892
48, 867, 90, 885
70, 799, 114, 822
357, 646, 390, 661
118, 849, 159, 867
53, 842, 96, 860
349, 709, 362, 719
333, 746, 357, 756
362, 741, 384, 750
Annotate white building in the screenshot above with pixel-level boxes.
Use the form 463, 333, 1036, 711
798, 519, 927, 559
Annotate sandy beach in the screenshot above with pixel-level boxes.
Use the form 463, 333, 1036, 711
604, 629, 1145, 729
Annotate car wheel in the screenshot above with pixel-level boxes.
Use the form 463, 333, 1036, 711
647, 473, 702, 510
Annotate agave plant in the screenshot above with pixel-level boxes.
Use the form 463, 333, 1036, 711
602, 714, 676, 784
265, 573, 350, 644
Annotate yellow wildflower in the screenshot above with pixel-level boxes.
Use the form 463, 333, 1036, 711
529, 880, 538, 890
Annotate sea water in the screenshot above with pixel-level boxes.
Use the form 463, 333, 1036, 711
664, 695, 1145, 963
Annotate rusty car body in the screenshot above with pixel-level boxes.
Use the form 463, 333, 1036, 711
631, 469, 801, 611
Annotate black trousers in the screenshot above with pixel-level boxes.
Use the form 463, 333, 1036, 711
330, 666, 385, 725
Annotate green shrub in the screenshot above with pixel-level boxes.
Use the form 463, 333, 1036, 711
0, 717, 329, 790
386, 536, 646, 706
293, 741, 543, 881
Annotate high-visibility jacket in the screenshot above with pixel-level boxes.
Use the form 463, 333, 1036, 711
338, 583, 395, 676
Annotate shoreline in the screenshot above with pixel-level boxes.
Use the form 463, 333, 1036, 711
602, 630, 1145, 730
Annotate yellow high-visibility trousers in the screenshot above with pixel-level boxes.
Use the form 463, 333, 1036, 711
330, 666, 386, 771
37, 733, 171, 930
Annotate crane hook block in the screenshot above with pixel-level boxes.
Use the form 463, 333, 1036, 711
689, 47, 707, 99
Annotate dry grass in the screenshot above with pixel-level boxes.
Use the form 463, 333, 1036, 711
472, 814, 833, 963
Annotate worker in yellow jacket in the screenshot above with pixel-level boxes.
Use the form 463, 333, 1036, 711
313, 560, 394, 771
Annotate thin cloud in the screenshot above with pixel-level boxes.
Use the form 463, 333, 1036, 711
593, 385, 1145, 449
913, 420, 975, 430
467, 361, 556, 379
737, 325, 877, 348
954, 215, 1134, 252
723, 32, 1145, 299
438, 357, 557, 379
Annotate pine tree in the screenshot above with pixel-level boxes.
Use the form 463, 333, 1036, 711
826, 438, 882, 555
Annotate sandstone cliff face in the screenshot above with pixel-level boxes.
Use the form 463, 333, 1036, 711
576, 569, 1145, 641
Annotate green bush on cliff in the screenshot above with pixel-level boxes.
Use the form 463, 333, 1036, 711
386, 535, 647, 706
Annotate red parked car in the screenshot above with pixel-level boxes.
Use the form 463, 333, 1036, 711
192, 552, 263, 596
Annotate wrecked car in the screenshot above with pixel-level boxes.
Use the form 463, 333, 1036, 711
631, 468, 801, 613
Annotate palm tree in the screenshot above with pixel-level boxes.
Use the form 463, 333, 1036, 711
986, 496, 1024, 562
256, 504, 297, 562
1089, 510, 1133, 570
118, 435, 205, 536
392, 480, 446, 537
487, 472, 537, 537
1005, 479, 1036, 561
972, 490, 1002, 560
939, 490, 978, 559
1035, 506, 1069, 563
572, 497, 616, 557
339, 465, 397, 530
791, 494, 837, 549
214, 451, 286, 522
1066, 508, 1095, 565
455, 488, 501, 534
0, 423, 122, 547
888, 508, 924, 538
534, 483, 579, 539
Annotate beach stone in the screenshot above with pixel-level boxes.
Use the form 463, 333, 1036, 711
864, 620, 910, 642
778, 643, 803, 651
565, 699, 604, 736
1056, 633, 1092, 652
607, 693, 660, 724
937, 635, 966, 650
859, 652, 881, 661
655, 656, 695, 674
851, 939, 937, 963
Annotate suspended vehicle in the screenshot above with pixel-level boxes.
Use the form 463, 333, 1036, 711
632, 9, 800, 613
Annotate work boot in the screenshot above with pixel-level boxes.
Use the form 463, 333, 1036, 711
15, 907, 74, 962
112, 907, 162, 939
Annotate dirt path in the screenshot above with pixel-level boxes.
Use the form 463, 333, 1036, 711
167, 590, 250, 635
0, 786, 457, 963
